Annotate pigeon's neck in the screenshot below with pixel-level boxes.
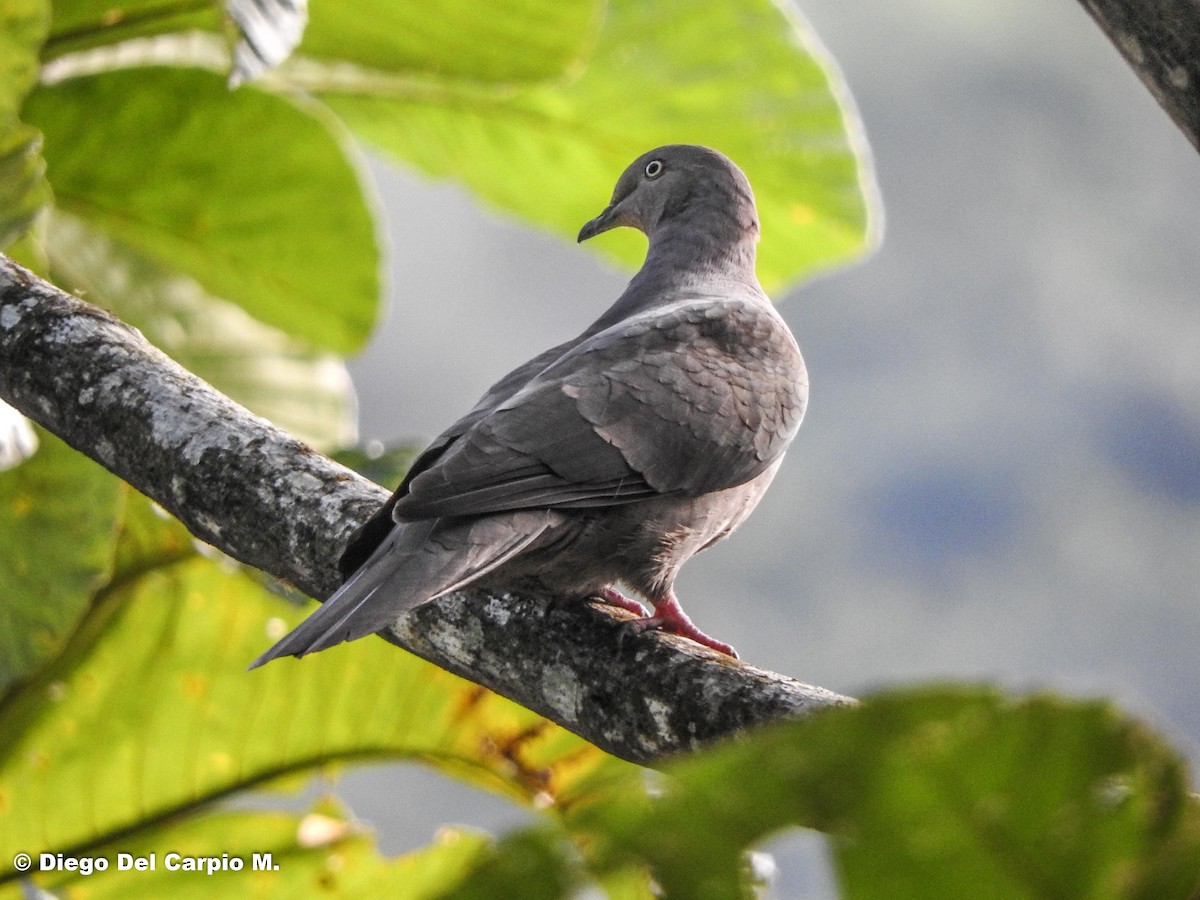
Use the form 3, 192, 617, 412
644, 212, 759, 284
592, 211, 761, 332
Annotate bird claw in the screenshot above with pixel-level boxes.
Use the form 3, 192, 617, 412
623, 593, 738, 658
596, 586, 649, 616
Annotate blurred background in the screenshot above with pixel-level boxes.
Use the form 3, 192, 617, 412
338, 0, 1200, 894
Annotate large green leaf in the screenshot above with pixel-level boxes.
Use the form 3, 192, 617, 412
323, 0, 876, 293
0, 0, 51, 246
23, 66, 381, 353
0, 430, 121, 694
436, 827, 581, 900
434, 690, 1200, 897
44, 210, 357, 450
42, 0, 221, 59
22, 800, 494, 899
0, 0, 48, 122
0, 125, 49, 247
0, 494, 632, 881
298, 0, 602, 83
579, 689, 1200, 898
44, 0, 600, 86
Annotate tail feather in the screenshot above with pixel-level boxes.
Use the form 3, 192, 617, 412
249, 511, 560, 669
247, 581, 383, 669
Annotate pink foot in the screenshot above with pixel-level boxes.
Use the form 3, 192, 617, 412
628, 592, 738, 658
596, 586, 649, 616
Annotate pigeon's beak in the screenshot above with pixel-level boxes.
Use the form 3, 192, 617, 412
577, 204, 619, 243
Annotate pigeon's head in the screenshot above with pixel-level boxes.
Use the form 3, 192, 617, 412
577, 145, 758, 244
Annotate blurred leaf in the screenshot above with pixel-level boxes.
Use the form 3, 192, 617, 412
45, 211, 357, 450
43, 0, 220, 59
577, 689, 1200, 899
0, 123, 50, 249
324, 0, 876, 294
228, 0, 308, 87
0, 494, 632, 879
32, 801, 494, 898
23, 66, 381, 353
430, 824, 657, 899
826, 693, 1200, 900
379, 827, 494, 900
43, 0, 599, 86
298, 0, 601, 83
333, 444, 419, 488
435, 826, 580, 900
106, 483, 195, 579
2, 210, 50, 273
0, 430, 121, 695
1, 0, 51, 246
0, 0, 47, 120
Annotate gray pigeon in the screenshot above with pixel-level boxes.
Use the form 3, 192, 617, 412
251, 144, 807, 667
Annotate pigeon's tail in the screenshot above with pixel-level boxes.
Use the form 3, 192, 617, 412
248, 511, 560, 669
246, 534, 406, 669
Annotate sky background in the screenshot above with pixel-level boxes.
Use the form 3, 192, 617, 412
336, 2, 1200, 895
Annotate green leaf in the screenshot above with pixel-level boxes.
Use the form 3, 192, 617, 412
323, 0, 876, 294
827, 693, 1200, 900
31, 801, 495, 898
1, 0, 51, 246
44, 210, 357, 450
0, 0, 48, 120
333, 444, 419, 487
429, 824, 658, 899
435, 826, 580, 900
0, 124, 50, 247
43, 0, 221, 59
43, 0, 600, 85
0, 495, 632, 879
579, 689, 1200, 899
299, 0, 602, 83
0, 430, 121, 694
23, 66, 381, 353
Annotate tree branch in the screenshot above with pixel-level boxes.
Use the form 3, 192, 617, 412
1077, 0, 1200, 152
0, 254, 852, 765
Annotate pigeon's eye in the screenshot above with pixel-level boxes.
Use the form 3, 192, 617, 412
644, 159, 664, 179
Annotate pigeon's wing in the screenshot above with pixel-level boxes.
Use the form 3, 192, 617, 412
394, 296, 807, 521
262, 331, 595, 662
338, 337, 584, 577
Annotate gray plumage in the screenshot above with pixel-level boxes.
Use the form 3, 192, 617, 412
250, 144, 807, 668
